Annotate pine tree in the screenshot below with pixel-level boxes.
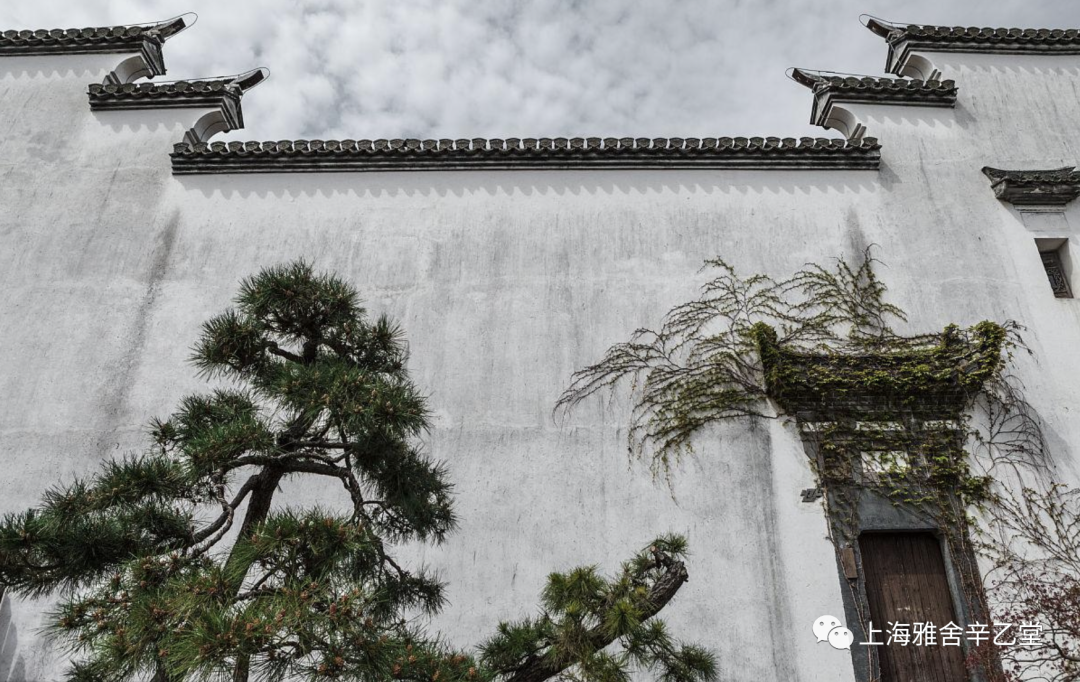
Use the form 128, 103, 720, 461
0, 262, 715, 682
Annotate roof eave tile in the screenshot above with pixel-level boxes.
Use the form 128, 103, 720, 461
982, 166, 1080, 206
0, 16, 189, 76
866, 21, 1080, 75
792, 70, 957, 127
170, 136, 882, 174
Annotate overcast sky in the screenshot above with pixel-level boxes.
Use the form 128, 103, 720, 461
4, 1, 1080, 141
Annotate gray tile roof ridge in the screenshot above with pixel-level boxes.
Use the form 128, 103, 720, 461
983, 166, 1080, 184
790, 68, 955, 93
0, 14, 192, 54
981, 166, 1080, 206
789, 67, 956, 129
88, 68, 268, 101
863, 16, 1080, 77
173, 135, 880, 155
865, 19, 1080, 45
169, 136, 882, 173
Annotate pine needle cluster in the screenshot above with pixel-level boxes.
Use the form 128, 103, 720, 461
0, 261, 715, 682
478, 535, 715, 682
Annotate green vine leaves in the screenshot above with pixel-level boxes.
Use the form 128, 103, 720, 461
555, 249, 1043, 492
557, 248, 1078, 678
556, 248, 923, 474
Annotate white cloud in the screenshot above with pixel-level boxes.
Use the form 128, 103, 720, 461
3, 0, 1079, 140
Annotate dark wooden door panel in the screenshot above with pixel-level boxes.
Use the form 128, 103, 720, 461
859, 532, 967, 682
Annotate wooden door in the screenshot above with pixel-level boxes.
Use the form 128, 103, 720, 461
859, 532, 968, 682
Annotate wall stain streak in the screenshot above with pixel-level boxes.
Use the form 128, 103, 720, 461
93, 211, 180, 455
749, 419, 800, 681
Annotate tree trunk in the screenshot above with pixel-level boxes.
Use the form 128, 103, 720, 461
227, 406, 317, 682
227, 466, 286, 682
231, 467, 286, 556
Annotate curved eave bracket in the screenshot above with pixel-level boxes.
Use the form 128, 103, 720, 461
860, 15, 920, 76
789, 67, 955, 137
89, 67, 268, 142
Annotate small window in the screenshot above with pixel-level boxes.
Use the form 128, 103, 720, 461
1036, 238, 1073, 298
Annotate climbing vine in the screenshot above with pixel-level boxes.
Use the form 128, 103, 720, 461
558, 248, 1073, 681
979, 484, 1080, 682
556, 248, 907, 473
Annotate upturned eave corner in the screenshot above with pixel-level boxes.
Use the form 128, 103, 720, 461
982, 166, 1080, 207
790, 67, 956, 133
0, 13, 195, 79
863, 15, 1080, 78
754, 322, 1005, 420
89, 67, 269, 141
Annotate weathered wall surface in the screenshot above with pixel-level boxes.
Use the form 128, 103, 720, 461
1, 32, 1079, 682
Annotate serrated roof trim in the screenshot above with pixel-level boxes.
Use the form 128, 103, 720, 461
170, 136, 881, 174
0, 15, 191, 77
88, 69, 267, 116
790, 69, 956, 126
865, 19, 1080, 75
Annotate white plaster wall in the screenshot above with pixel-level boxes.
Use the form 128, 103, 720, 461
0, 44, 1078, 682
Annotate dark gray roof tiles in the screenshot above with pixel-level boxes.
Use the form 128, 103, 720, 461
170, 136, 881, 174
982, 167, 1080, 206
88, 69, 267, 112
791, 70, 956, 103
865, 18, 1080, 74
0, 15, 191, 77
7, 15, 907, 175
0, 16, 188, 56
790, 69, 956, 126
867, 21, 1080, 49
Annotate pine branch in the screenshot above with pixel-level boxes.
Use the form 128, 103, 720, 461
265, 343, 303, 364
504, 561, 688, 682
482, 536, 712, 682
190, 475, 260, 545
6, 260, 713, 682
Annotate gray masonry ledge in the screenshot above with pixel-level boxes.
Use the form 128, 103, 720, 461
982, 166, 1080, 206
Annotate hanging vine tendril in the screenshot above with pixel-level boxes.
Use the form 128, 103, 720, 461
557, 247, 916, 474
558, 247, 1076, 681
